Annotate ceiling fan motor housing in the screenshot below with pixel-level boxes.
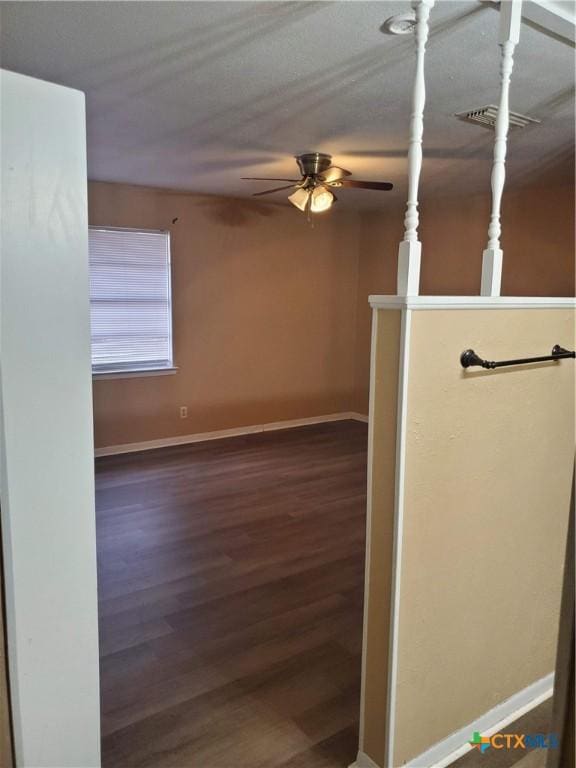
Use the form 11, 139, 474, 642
296, 152, 332, 178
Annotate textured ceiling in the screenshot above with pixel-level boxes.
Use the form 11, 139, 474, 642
1, 1, 574, 208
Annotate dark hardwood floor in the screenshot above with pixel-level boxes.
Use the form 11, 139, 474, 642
96, 420, 368, 768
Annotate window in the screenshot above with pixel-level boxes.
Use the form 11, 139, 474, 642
88, 227, 173, 375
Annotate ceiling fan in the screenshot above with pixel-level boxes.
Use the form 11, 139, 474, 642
241, 152, 393, 214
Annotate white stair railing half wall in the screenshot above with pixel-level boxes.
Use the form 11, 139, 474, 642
396, 0, 524, 298
481, 0, 523, 296
397, 0, 435, 296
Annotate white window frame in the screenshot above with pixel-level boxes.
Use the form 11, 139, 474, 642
88, 226, 176, 379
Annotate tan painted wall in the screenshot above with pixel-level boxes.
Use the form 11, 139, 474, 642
353, 181, 576, 413
393, 307, 575, 764
91, 178, 573, 448
89, 182, 361, 449
353, 220, 400, 419
361, 309, 402, 767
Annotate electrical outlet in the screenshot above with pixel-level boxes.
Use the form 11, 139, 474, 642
179, 406, 188, 419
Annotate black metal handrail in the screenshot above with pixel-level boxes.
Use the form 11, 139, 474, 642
460, 344, 576, 370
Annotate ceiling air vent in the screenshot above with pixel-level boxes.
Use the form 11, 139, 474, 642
455, 105, 540, 129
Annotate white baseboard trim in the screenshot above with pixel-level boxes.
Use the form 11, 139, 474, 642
349, 751, 380, 768
95, 411, 369, 457
404, 673, 554, 768
350, 674, 554, 768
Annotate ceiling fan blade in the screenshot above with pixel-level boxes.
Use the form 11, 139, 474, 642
338, 179, 394, 191
252, 183, 298, 196
320, 166, 352, 183
242, 177, 300, 182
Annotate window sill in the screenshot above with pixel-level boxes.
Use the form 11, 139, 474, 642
92, 367, 179, 381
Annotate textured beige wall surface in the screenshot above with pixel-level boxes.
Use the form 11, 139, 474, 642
353, 181, 576, 413
362, 309, 402, 768
393, 308, 575, 765
89, 182, 360, 448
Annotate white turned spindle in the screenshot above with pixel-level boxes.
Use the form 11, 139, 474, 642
397, 0, 435, 296
481, 0, 522, 297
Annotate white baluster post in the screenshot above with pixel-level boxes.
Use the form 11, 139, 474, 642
481, 0, 522, 296
397, 0, 435, 296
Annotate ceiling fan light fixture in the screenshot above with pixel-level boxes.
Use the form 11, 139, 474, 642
310, 186, 334, 213
288, 187, 310, 211
242, 151, 393, 208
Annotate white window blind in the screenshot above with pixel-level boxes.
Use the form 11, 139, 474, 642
88, 227, 173, 374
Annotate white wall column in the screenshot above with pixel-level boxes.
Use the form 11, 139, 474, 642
0, 70, 101, 766
481, 0, 522, 296
397, 0, 435, 297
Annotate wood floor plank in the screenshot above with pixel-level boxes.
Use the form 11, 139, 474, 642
97, 420, 368, 768
277, 725, 360, 768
